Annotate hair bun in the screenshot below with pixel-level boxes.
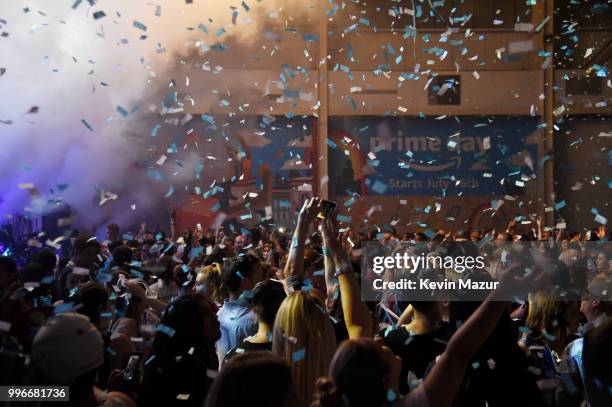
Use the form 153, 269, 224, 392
311, 377, 339, 407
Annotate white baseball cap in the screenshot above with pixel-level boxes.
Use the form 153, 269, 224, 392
32, 312, 104, 384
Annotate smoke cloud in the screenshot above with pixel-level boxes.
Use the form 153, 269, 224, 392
0, 0, 318, 232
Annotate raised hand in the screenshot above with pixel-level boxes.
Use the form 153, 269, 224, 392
297, 197, 320, 227
497, 263, 539, 298
320, 215, 339, 246
168, 207, 177, 221
597, 225, 607, 240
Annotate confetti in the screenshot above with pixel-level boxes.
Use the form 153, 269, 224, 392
116, 106, 129, 117
157, 324, 177, 338
0, 320, 11, 332
81, 119, 94, 131
292, 348, 306, 362
132, 20, 147, 31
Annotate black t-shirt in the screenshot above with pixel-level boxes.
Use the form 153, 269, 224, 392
383, 322, 449, 395
224, 339, 272, 362
139, 352, 214, 407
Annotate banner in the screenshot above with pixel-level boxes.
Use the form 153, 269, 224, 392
328, 116, 540, 196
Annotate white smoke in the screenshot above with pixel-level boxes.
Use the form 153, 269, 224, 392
0, 0, 317, 231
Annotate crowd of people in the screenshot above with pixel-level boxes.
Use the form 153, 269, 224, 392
0, 197, 611, 406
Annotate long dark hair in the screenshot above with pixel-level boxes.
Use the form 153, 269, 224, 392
151, 293, 213, 364
311, 339, 389, 407
205, 352, 296, 407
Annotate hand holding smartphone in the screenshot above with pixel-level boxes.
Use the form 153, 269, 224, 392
317, 200, 337, 220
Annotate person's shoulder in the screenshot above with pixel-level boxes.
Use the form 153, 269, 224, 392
384, 325, 409, 346
566, 337, 583, 360
242, 339, 272, 351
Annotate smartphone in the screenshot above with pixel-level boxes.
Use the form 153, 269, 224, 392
122, 352, 143, 382
317, 200, 337, 220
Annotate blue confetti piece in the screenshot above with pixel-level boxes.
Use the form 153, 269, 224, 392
403, 25, 416, 40
302, 33, 318, 42
40, 275, 55, 284
542, 330, 556, 342
211, 43, 228, 52
132, 20, 147, 31
116, 106, 129, 117
156, 323, 176, 338
147, 169, 164, 182
332, 287, 340, 301
292, 348, 306, 362
131, 270, 144, 279
81, 119, 94, 131
190, 247, 203, 258
387, 389, 397, 402
371, 180, 387, 194
554, 200, 566, 210
291, 237, 299, 249
325, 138, 337, 149
151, 124, 161, 137
53, 302, 74, 315
424, 229, 435, 239
336, 214, 352, 223
327, 4, 339, 16
594, 65, 608, 77
400, 73, 418, 80
518, 326, 531, 334
181, 264, 190, 273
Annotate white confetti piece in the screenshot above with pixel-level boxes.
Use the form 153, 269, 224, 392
0, 320, 12, 332
156, 155, 167, 165
594, 214, 608, 225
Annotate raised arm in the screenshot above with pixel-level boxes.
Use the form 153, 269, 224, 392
169, 208, 177, 241
321, 216, 373, 339
397, 303, 414, 326
406, 265, 535, 407
536, 217, 544, 241
283, 197, 320, 280
320, 224, 338, 305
